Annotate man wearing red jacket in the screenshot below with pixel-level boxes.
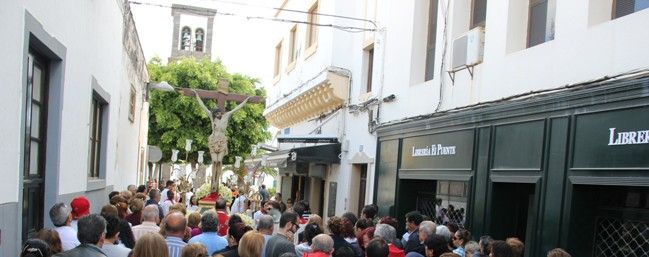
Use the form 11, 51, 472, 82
215, 198, 229, 236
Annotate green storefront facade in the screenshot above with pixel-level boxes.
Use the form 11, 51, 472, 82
374, 76, 649, 257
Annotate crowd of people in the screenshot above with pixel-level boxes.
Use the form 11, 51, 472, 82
20, 181, 573, 257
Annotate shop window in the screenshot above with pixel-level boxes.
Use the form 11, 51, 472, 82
569, 185, 649, 256
613, 0, 649, 19
471, 0, 487, 28
435, 180, 468, 227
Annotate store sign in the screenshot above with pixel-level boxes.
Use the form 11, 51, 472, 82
573, 106, 649, 169
411, 144, 457, 157
608, 128, 649, 145
401, 129, 474, 170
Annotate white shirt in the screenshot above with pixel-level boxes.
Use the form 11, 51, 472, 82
102, 243, 131, 257
230, 195, 246, 214
55, 226, 80, 251
161, 200, 174, 216
159, 188, 170, 204
132, 221, 160, 241
253, 210, 264, 225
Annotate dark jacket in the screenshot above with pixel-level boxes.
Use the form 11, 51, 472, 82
265, 233, 296, 257
331, 234, 354, 254
404, 229, 424, 255
220, 245, 240, 257
53, 243, 106, 257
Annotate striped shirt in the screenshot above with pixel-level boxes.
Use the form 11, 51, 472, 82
166, 236, 187, 257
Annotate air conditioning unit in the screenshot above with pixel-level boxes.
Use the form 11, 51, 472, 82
451, 27, 485, 70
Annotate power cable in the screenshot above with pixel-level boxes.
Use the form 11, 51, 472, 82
199, 0, 378, 29
128, 1, 376, 32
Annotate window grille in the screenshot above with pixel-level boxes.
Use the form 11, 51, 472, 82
594, 217, 649, 257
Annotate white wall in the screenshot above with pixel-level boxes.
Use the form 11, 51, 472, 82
0, 0, 147, 202
0, 0, 26, 204
378, 1, 649, 124
266, 0, 378, 217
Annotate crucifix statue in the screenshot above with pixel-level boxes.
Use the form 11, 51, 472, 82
180, 87, 264, 194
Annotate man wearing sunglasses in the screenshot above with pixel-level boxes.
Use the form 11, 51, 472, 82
265, 211, 299, 257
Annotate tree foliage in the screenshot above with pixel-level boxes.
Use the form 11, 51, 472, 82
147, 57, 270, 164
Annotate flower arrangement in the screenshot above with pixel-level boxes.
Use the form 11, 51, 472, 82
218, 184, 233, 203
195, 182, 233, 203
238, 213, 255, 227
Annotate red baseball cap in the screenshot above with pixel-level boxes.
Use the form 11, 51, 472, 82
70, 196, 90, 218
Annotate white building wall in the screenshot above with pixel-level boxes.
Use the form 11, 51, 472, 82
0, 1, 147, 253
267, 0, 377, 217
377, 1, 649, 124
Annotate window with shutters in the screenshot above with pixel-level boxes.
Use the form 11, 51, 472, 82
89, 93, 107, 178
306, 2, 318, 50
364, 46, 374, 93
274, 41, 282, 81
471, 0, 487, 28
287, 25, 297, 72
527, 0, 555, 48
425, 0, 438, 81
613, 0, 649, 19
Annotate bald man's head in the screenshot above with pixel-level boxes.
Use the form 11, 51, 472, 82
165, 212, 187, 237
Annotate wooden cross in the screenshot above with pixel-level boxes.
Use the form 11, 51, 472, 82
177, 88, 265, 110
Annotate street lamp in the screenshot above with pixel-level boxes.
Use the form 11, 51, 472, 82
148, 81, 175, 92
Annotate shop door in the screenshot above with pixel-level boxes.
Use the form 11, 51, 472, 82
396, 179, 437, 235
22, 52, 49, 242
489, 183, 536, 244
356, 164, 368, 215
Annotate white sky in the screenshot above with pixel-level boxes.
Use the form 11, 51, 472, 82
130, 0, 280, 86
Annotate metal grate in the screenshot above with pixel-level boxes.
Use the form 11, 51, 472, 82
593, 217, 649, 257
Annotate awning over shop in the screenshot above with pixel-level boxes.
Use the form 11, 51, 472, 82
251, 143, 341, 172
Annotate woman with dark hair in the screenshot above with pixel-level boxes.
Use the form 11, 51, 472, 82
341, 212, 363, 257
328, 216, 354, 256
452, 229, 472, 257
36, 228, 63, 254
489, 241, 513, 257
354, 218, 375, 239
424, 234, 450, 257
295, 223, 324, 256
21, 238, 52, 257
217, 222, 253, 257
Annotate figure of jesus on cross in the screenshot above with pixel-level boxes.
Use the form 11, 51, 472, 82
180, 87, 264, 193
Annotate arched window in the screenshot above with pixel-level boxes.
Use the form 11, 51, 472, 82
181, 26, 192, 51
195, 28, 205, 52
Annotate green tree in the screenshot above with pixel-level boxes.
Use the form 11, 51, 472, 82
147, 57, 270, 165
